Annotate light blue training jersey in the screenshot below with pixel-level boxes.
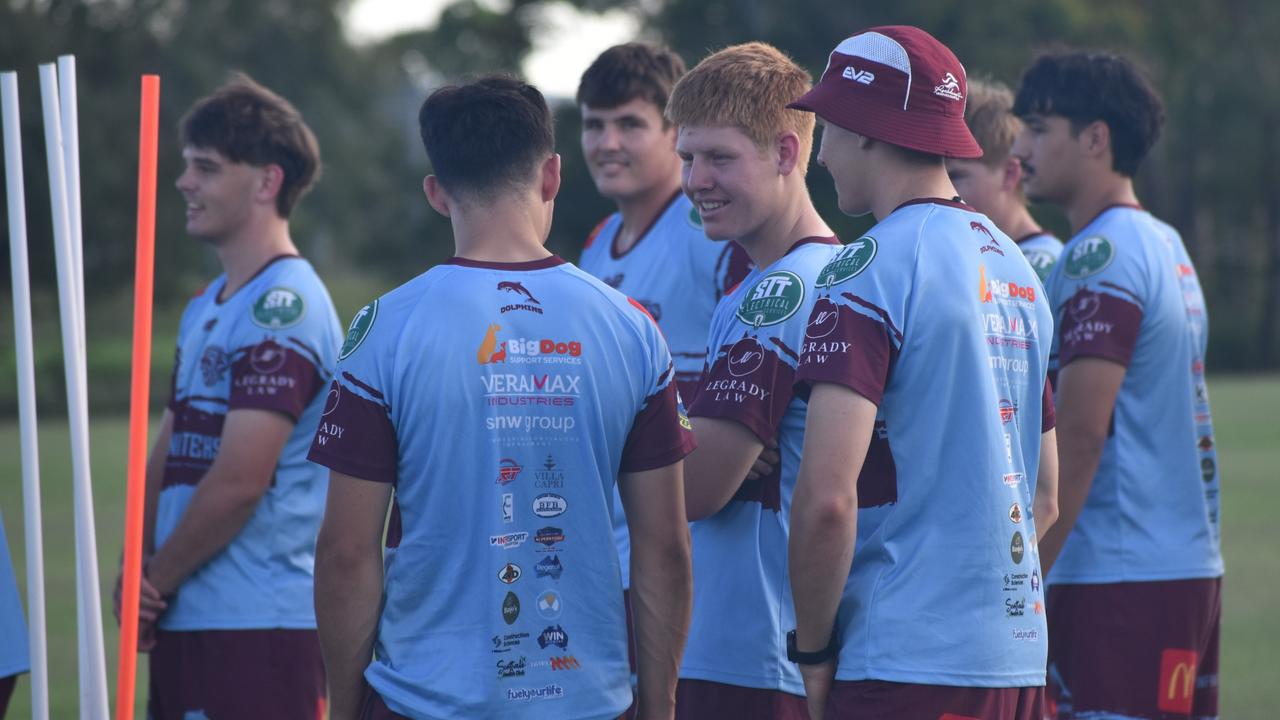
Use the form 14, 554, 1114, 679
794, 199, 1056, 687
308, 255, 695, 720
579, 191, 750, 588
1015, 231, 1064, 285
1044, 205, 1223, 584
0, 511, 30, 678
157, 255, 341, 630
682, 237, 841, 695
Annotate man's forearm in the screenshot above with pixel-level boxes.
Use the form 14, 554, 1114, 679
142, 413, 174, 555
789, 486, 856, 652
629, 528, 692, 719
682, 417, 764, 520
146, 470, 267, 596
316, 545, 383, 720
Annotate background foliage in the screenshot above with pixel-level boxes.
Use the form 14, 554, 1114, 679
1, 0, 1277, 395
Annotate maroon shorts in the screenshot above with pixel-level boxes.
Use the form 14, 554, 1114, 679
676, 678, 808, 720
1046, 577, 1221, 719
825, 680, 1044, 720
148, 628, 326, 720
358, 687, 407, 720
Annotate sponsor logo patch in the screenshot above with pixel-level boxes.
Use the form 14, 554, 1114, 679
502, 591, 520, 624
934, 72, 963, 100
1009, 503, 1023, 524
535, 527, 565, 547
491, 531, 529, 550
498, 563, 522, 584
200, 346, 230, 385
536, 589, 563, 619
1010, 532, 1025, 564
251, 287, 305, 329
497, 458, 523, 485
1062, 235, 1115, 279
1157, 649, 1198, 714
339, 301, 377, 360
817, 236, 877, 288
533, 494, 567, 518
736, 270, 805, 327
535, 555, 564, 581
538, 624, 569, 649
506, 684, 565, 702
496, 655, 527, 679
492, 631, 529, 653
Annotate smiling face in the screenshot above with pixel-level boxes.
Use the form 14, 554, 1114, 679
676, 124, 783, 243
580, 97, 680, 202
1011, 113, 1088, 206
175, 146, 266, 243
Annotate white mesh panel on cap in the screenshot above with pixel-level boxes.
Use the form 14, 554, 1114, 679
825, 31, 913, 110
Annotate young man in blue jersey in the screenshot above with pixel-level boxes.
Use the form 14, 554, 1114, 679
576, 46, 756, 713
663, 42, 838, 720
309, 75, 693, 720
1013, 51, 1223, 720
786, 26, 1059, 719
948, 78, 1063, 284
113, 75, 342, 719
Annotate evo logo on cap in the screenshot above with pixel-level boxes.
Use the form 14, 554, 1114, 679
841, 66, 875, 85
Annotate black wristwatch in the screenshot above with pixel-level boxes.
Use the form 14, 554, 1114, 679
786, 628, 838, 665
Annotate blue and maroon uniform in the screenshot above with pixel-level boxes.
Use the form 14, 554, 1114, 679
1043, 205, 1223, 720
308, 255, 694, 720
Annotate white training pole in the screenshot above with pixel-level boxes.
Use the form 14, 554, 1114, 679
2, 70, 50, 720
57, 55, 85, 345
38, 62, 110, 720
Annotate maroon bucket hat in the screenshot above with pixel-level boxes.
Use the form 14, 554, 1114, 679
789, 25, 982, 159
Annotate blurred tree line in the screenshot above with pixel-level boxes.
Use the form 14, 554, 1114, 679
2, 0, 1277, 391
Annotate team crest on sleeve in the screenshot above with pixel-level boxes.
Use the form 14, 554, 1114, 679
338, 300, 379, 361
1062, 236, 1114, 279
816, 236, 877, 288
251, 287, 306, 329
735, 270, 804, 327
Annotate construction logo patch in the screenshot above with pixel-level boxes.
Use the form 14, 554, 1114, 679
251, 287, 305, 329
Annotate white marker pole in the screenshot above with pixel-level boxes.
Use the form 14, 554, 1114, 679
2, 70, 50, 720
38, 63, 109, 720
57, 55, 85, 344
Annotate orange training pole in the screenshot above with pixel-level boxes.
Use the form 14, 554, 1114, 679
117, 74, 158, 720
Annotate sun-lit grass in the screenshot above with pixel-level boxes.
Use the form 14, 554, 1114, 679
0, 375, 1276, 717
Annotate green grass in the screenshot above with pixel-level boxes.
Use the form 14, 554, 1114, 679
1, 376, 1277, 717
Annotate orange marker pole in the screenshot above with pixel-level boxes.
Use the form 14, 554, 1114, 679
117, 74, 158, 720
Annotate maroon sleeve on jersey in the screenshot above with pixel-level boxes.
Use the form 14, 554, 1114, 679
621, 380, 697, 473
794, 297, 895, 406
688, 336, 795, 444
1041, 378, 1056, 432
227, 338, 325, 421
1058, 287, 1143, 368
307, 379, 399, 484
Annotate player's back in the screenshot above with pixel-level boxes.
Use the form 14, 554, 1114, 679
797, 200, 1055, 686
312, 255, 685, 720
1045, 205, 1223, 584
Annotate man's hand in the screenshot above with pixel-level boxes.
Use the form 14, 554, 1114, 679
799, 660, 836, 720
113, 557, 168, 651
744, 440, 780, 481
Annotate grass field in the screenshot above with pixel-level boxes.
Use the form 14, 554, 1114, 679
1, 375, 1277, 718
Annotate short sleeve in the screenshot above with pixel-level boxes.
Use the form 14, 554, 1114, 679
307, 300, 400, 483
1051, 234, 1146, 369
620, 303, 697, 473
227, 336, 327, 420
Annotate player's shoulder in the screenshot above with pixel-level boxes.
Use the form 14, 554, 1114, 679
334, 267, 447, 364
1061, 206, 1160, 282
582, 212, 621, 253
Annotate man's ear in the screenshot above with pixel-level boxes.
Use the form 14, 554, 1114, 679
1002, 156, 1024, 192
256, 164, 285, 206
1082, 119, 1111, 161
777, 131, 802, 176
540, 154, 562, 203
423, 175, 451, 218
